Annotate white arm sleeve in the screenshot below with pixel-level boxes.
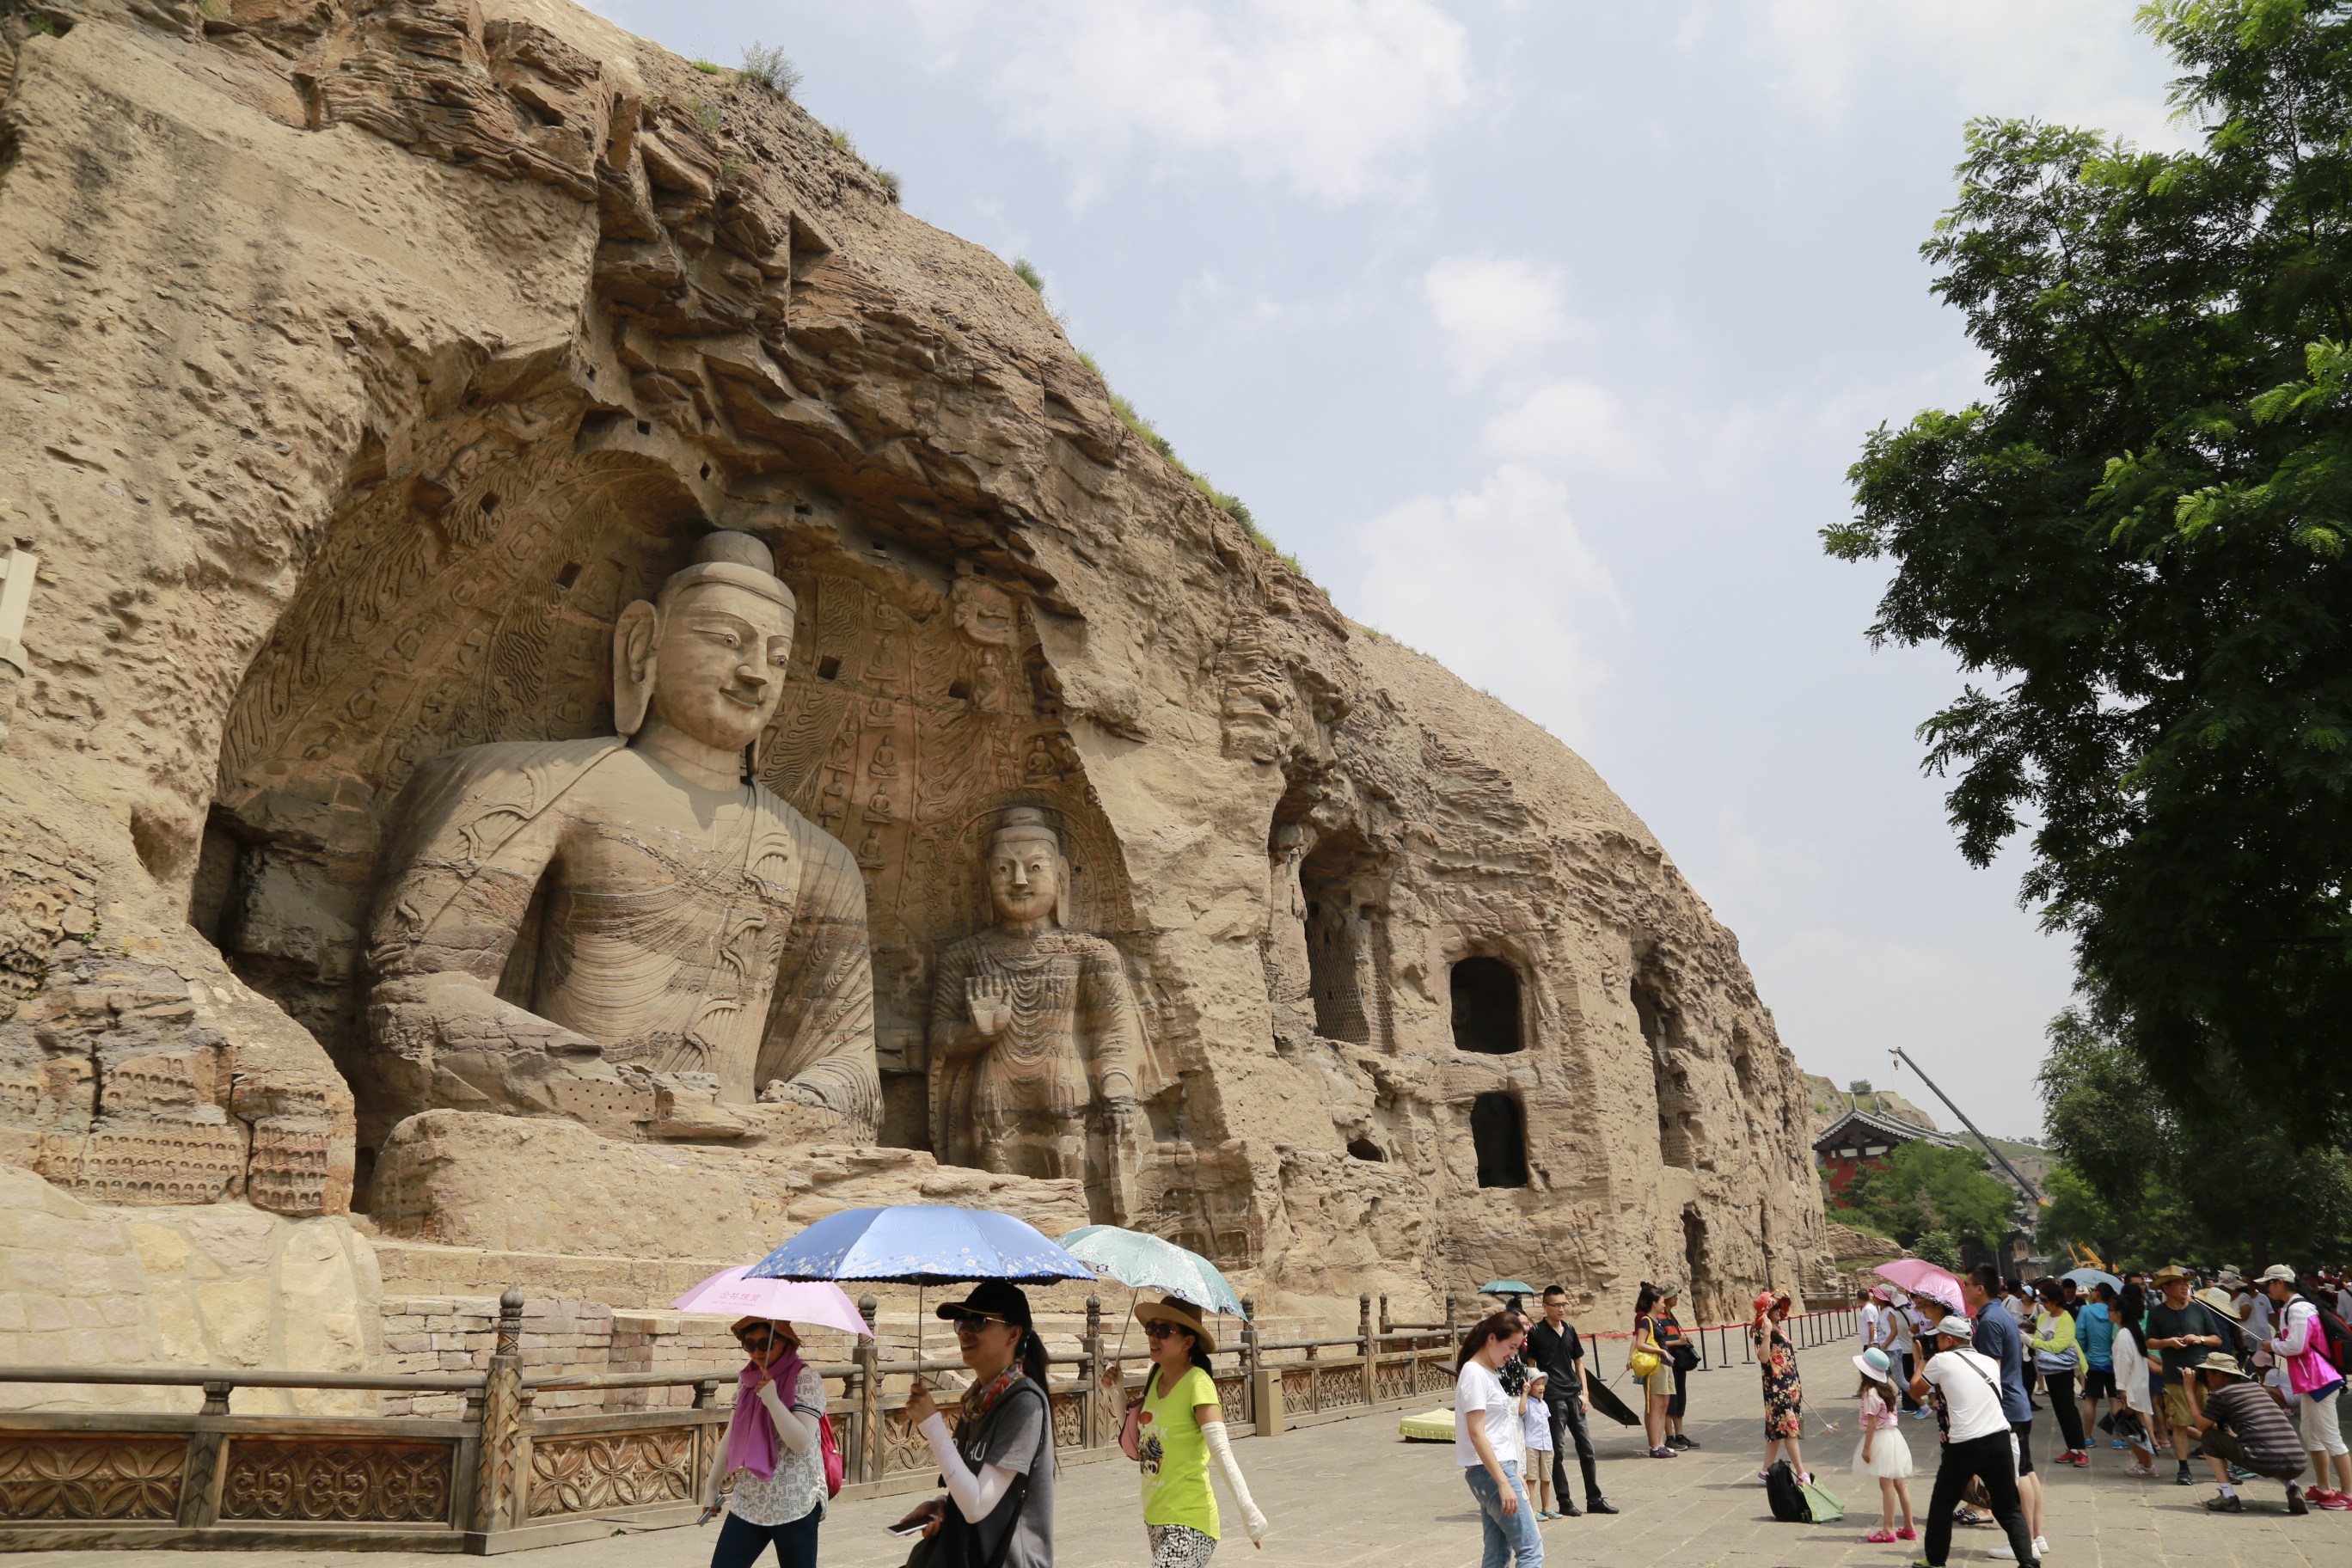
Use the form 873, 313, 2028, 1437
917, 1413, 1018, 1522
755, 1376, 821, 1455
2272, 1302, 2313, 1358
1201, 1421, 1268, 1542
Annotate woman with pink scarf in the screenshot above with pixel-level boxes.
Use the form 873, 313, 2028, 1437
699, 1316, 829, 1567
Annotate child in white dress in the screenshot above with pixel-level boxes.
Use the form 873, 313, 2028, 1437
1851, 1345, 1914, 1542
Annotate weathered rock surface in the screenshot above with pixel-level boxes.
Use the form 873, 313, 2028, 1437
0, 0, 1834, 1328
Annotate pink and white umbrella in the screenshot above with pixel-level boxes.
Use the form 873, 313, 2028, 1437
669, 1267, 873, 1338
1873, 1259, 1966, 1316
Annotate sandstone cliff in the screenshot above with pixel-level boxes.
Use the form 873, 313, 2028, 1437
0, 0, 1833, 1329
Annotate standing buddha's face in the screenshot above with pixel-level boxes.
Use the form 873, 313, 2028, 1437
646, 581, 793, 754
988, 831, 1061, 925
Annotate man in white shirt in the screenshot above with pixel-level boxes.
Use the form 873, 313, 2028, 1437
1910, 1314, 2040, 1568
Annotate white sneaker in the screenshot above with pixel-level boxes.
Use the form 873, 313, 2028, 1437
1989, 1540, 2049, 1561
2035, 1538, 2049, 1557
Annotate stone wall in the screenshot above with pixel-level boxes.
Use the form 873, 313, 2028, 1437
0, 1165, 379, 1414
0, 0, 1834, 1330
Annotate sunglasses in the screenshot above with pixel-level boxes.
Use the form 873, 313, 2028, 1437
736, 1329, 796, 1350
1144, 1321, 1194, 1340
947, 1313, 1014, 1335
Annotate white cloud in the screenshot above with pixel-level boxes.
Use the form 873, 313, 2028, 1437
1351, 463, 1626, 745
909, 0, 1475, 203
1423, 255, 1568, 383
1483, 378, 1648, 476
1744, 0, 2190, 149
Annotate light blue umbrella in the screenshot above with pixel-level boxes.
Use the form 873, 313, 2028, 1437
2061, 1266, 2122, 1295
747, 1205, 1097, 1286
1057, 1225, 1249, 1319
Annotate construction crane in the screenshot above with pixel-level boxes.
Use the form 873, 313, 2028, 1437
1886, 1046, 2043, 1204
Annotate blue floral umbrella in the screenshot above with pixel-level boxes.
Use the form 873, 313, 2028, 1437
747, 1204, 1096, 1286
748, 1204, 1096, 1373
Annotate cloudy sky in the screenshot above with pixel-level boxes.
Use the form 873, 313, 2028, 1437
590, 0, 2190, 1140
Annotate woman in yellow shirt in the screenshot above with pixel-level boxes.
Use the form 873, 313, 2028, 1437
1109, 1297, 1270, 1565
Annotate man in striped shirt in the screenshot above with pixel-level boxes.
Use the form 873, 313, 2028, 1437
2190, 1351, 2309, 1515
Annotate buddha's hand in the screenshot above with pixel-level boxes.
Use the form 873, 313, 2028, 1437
966, 977, 1011, 1038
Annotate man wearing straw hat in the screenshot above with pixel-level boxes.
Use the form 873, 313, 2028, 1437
2184, 1350, 2310, 1514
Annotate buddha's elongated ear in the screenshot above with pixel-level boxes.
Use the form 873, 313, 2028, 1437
614, 600, 660, 736
1055, 847, 1071, 928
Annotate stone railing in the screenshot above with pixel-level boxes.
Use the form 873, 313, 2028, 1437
0, 1289, 1459, 1550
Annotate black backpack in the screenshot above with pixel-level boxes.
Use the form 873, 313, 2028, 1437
1766, 1458, 1809, 1523
2316, 1303, 2352, 1376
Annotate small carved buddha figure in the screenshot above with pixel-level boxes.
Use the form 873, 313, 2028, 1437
365, 533, 879, 1146
868, 738, 898, 777
928, 808, 1142, 1223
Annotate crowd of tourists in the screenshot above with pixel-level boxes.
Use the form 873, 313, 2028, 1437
1830, 1259, 2352, 1568
685, 1258, 2349, 1568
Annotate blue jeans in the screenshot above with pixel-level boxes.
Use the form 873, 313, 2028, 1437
1463, 1461, 1543, 1568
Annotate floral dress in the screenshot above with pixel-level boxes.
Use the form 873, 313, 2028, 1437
1754, 1322, 1802, 1438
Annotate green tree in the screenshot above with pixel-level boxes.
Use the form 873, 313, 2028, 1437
1827, 1, 2352, 1146
1830, 1142, 2017, 1250
2037, 1005, 2352, 1268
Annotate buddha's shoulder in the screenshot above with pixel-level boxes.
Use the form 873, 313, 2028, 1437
406, 737, 624, 799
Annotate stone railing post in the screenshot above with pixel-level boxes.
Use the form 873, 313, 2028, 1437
1359, 1292, 1375, 1405
857, 1294, 882, 1483
175, 1379, 233, 1527
1082, 1295, 1103, 1449
1378, 1294, 1390, 1338
471, 1287, 524, 1537
1444, 1292, 1458, 1343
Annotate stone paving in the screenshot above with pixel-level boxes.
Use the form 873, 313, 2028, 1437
20, 1335, 2339, 1567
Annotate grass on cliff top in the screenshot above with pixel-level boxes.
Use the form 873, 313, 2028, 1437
1011, 258, 1303, 576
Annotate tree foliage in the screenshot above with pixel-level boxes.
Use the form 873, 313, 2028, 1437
1830, 1142, 2018, 1251
2037, 1005, 2352, 1268
1829, 0, 2352, 1144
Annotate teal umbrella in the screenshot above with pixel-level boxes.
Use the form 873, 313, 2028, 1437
1057, 1225, 1248, 1318
1479, 1279, 1539, 1297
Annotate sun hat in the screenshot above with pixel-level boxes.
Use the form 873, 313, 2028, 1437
2152, 1265, 2190, 1284
934, 1278, 1035, 1330
1932, 1314, 1974, 1340
1656, 1281, 1682, 1298
2195, 1351, 2246, 1380
2257, 1264, 2298, 1285
1870, 1284, 1897, 1303
1853, 1345, 1896, 1384
2193, 1286, 2238, 1316
1135, 1295, 1218, 1355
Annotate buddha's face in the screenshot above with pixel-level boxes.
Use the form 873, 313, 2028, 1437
988, 833, 1061, 925
646, 582, 793, 752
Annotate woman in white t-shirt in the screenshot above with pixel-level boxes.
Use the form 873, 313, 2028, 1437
1456, 1312, 1543, 1568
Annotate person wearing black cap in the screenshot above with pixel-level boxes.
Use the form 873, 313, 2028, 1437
895, 1281, 1057, 1565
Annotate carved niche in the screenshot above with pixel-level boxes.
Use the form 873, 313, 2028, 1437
753, 567, 1163, 1148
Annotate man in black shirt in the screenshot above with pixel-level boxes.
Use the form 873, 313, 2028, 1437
1527, 1285, 1618, 1516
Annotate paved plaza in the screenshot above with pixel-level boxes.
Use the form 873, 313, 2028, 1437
19, 1337, 2337, 1568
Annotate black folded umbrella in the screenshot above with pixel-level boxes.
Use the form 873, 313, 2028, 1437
1586, 1376, 1639, 1427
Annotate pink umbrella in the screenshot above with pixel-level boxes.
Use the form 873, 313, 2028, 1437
1873, 1259, 1966, 1315
669, 1267, 873, 1338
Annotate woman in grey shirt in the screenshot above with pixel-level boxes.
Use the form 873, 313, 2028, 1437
898, 1280, 1057, 1566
